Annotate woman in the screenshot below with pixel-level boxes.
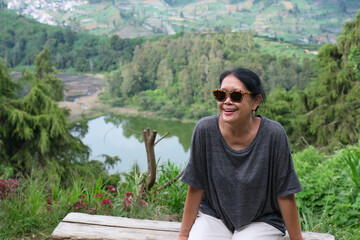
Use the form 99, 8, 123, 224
177, 67, 303, 240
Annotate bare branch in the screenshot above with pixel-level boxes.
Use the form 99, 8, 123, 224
156, 168, 185, 192
154, 132, 170, 146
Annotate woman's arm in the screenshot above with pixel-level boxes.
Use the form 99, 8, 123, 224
177, 185, 204, 240
277, 194, 303, 240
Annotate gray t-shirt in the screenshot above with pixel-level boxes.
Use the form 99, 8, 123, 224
181, 114, 302, 234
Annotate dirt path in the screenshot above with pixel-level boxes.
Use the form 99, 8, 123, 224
58, 73, 153, 120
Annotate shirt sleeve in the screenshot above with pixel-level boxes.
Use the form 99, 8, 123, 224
274, 126, 303, 197
181, 121, 205, 190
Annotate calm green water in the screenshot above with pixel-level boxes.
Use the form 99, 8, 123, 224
81, 114, 196, 174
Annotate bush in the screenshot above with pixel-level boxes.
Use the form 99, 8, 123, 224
293, 145, 360, 239
0, 160, 187, 238
159, 102, 184, 119
187, 104, 212, 119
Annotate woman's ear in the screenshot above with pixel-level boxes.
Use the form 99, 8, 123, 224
252, 94, 263, 112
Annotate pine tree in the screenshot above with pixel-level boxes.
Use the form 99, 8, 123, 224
0, 53, 89, 175
34, 48, 64, 101
300, 11, 360, 150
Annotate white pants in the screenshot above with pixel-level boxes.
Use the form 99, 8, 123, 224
188, 212, 284, 240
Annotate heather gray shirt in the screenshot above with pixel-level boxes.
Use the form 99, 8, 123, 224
181, 115, 302, 234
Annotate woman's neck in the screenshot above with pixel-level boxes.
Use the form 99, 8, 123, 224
219, 115, 261, 150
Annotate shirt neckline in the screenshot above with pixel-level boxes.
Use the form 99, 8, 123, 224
215, 114, 264, 153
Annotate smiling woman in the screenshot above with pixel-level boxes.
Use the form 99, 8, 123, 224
177, 67, 303, 240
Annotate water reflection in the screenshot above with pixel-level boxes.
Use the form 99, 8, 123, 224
81, 114, 195, 174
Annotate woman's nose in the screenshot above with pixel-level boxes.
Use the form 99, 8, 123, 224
223, 93, 232, 103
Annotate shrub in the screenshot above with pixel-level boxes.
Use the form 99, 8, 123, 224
293, 145, 360, 238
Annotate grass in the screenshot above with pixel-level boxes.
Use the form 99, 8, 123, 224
254, 36, 320, 59
0, 160, 186, 239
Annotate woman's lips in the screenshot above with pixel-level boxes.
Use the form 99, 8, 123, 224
223, 108, 237, 114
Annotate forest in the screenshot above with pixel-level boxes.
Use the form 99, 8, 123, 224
0, 10, 144, 72
1, 8, 360, 240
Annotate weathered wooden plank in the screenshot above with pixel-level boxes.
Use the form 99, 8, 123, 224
51, 213, 335, 240
62, 213, 180, 232
51, 222, 179, 240
283, 232, 335, 240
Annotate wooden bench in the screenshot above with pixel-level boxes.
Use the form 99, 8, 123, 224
51, 212, 335, 240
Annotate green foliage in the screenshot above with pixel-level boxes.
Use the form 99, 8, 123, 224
104, 31, 313, 121
0, 159, 187, 239
298, 11, 360, 151
341, 144, 360, 193
293, 145, 360, 238
34, 48, 64, 101
258, 88, 306, 150
257, 11, 360, 152
0, 11, 143, 72
0, 53, 89, 177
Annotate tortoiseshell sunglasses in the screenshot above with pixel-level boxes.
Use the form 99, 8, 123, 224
212, 89, 252, 103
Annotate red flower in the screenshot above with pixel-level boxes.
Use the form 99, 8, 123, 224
125, 192, 134, 197
0, 179, 19, 200
8, 179, 18, 191
94, 193, 104, 198
106, 185, 116, 192
88, 208, 97, 214
138, 200, 149, 207
73, 200, 87, 211
78, 195, 87, 199
101, 199, 113, 208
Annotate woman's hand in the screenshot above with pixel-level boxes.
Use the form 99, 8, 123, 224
177, 185, 204, 240
277, 194, 302, 240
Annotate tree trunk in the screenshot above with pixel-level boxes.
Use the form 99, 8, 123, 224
142, 128, 157, 190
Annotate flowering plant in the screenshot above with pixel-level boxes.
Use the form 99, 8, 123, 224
0, 179, 18, 200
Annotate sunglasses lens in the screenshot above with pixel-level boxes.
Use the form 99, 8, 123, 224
213, 90, 226, 101
230, 92, 243, 102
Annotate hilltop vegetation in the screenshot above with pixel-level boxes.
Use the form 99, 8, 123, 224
0, 10, 143, 71
0, 9, 316, 72
4, 0, 360, 43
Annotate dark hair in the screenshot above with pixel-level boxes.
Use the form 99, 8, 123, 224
219, 67, 266, 102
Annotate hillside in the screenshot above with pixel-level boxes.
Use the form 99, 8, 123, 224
3, 0, 360, 43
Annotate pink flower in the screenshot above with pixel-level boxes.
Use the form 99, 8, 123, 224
8, 179, 18, 191
78, 195, 87, 199
94, 193, 104, 198
88, 208, 97, 214
101, 199, 113, 207
106, 185, 116, 192
73, 200, 87, 211
122, 200, 132, 208
138, 200, 149, 207
0, 179, 19, 200
125, 192, 134, 197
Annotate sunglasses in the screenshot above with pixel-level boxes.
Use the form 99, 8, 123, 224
213, 89, 252, 102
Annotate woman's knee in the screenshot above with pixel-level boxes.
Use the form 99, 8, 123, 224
232, 222, 283, 240
188, 212, 232, 240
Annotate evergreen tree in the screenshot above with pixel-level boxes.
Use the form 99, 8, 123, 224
0, 54, 89, 175
300, 11, 360, 150
35, 48, 64, 101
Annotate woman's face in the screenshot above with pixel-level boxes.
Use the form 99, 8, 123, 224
217, 74, 260, 124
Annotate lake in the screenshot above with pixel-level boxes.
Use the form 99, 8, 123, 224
81, 114, 196, 174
